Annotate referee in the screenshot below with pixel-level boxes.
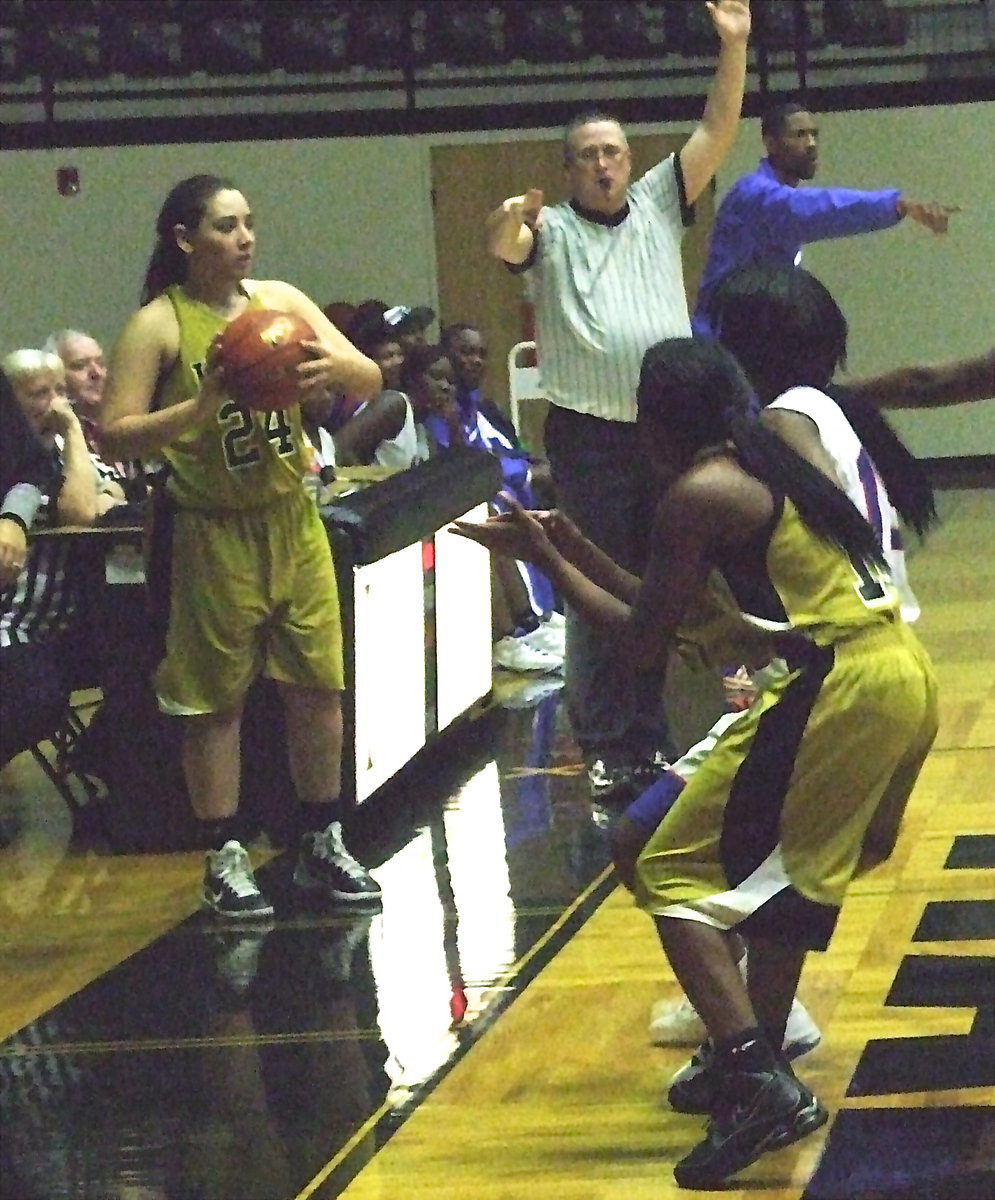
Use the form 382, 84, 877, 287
485, 0, 752, 804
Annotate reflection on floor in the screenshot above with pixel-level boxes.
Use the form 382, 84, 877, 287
2, 675, 621, 1199
2, 489, 994, 1200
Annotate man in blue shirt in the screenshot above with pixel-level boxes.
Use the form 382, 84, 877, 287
693, 101, 959, 335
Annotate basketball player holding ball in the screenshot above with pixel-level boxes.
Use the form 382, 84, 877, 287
101, 174, 383, 918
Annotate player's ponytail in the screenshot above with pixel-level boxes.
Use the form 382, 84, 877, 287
638, 338, 884, 571
827, 385, 936, 536
141, 174, 238, 305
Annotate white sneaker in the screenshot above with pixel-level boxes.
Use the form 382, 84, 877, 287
544, 611, 566, 630
783, 997, 822, 1058
494, 635, 562, 673
494, 673, 565, 710
649, 994, 706, 1047
203, 841, 274, 919
649, 991, 821, 1058
522, 619, 566, 657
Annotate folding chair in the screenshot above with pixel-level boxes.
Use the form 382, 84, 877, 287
507, 341, 547, 450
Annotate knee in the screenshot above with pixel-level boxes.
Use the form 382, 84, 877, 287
184, 706, 243, 738
279, 683, 342, 724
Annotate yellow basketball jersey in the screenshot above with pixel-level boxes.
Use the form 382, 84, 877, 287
159, 285, 310, 510
721, 495, 901, 644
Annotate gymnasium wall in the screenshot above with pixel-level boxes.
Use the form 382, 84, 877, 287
2, 99, 992, 456
714, 101, 994, 459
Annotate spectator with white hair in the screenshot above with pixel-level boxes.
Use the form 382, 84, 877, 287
0, 349, 124, 771
44, 329, 147, 500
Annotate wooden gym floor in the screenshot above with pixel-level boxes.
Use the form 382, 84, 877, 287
1, 486, 993, 1200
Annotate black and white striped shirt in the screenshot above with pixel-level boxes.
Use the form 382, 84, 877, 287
520, 153, 695, 424
0, 445, 108, 649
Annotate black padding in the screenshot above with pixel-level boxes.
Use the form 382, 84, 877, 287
322, 445, 502, 564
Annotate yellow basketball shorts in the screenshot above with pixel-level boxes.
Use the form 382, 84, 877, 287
154, 489, 344, 715
634, 620, 938, 950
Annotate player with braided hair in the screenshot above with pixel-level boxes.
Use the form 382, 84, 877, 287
452, 333, 938, 1188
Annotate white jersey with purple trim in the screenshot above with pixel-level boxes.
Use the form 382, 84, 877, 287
766, 385, 919, 622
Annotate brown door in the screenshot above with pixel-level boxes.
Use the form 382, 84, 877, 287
430, 135, 715, 450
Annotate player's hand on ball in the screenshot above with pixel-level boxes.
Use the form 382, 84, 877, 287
295, 340, 339, 396
195, 362, 228, 421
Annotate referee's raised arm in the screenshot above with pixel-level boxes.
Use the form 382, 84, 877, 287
678, 0, 751, 206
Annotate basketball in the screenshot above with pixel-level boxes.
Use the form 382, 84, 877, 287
213, 308, 317, 411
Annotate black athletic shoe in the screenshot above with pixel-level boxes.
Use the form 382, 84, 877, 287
673, 1062, 828, 1189
631, 748, 672, 790
586, 755, 637, 807
669, 1014, 824, 1115
293, 825, 382, 905
668, 1041, 719, 1115
202, 840, 275, 920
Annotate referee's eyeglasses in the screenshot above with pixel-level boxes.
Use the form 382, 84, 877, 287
570, 143, 626, 165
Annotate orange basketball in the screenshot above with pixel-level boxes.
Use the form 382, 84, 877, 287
213, 308, 317, 411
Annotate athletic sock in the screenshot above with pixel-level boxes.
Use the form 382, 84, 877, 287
198, 816, 243, 853
761, 1022, 789, 1055
714, 1026, 778, 1074
296, 801, 342, 841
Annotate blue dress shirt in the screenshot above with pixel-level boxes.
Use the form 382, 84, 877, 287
693, 158, 902, 335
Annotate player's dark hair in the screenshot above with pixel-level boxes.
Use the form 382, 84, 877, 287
709, 263, 848, 401
637, 338, 885, 570
827, 385, 937, 535
142, 174, 238, 304
710, 263, 936, 536
761, 100, 809, 139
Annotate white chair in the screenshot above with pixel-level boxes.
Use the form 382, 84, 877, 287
507, 340, 545, 439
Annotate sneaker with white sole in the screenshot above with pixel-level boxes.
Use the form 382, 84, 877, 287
668, 1001, 822, 1115
494, 634, 562, 673
521, 619, 566, 657
203, 841, 275, 920
294, 824, 382, 905
631, 748, 673, 790
649, 993, 706, 1047
783, 997, 823, 1059
673, 1060, 828, 1188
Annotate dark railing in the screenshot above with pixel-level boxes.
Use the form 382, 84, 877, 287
2, 0, 993, 149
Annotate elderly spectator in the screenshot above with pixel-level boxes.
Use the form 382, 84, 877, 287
1, 369, 54, 591
0, 349, 123, 770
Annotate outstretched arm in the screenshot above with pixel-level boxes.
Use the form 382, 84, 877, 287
485, 189, 544, 265
537, 510, 643, 604
455, 505, 644, 604
754, 183, 959, 244
896, 197, 961, 235
453, 464, 765, 675
679, 1, 751, 206
846, 345, 995, 410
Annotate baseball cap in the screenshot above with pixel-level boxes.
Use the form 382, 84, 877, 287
383, 305, 436, 335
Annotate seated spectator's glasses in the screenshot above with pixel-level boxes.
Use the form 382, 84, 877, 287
571, 143, 626, 165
